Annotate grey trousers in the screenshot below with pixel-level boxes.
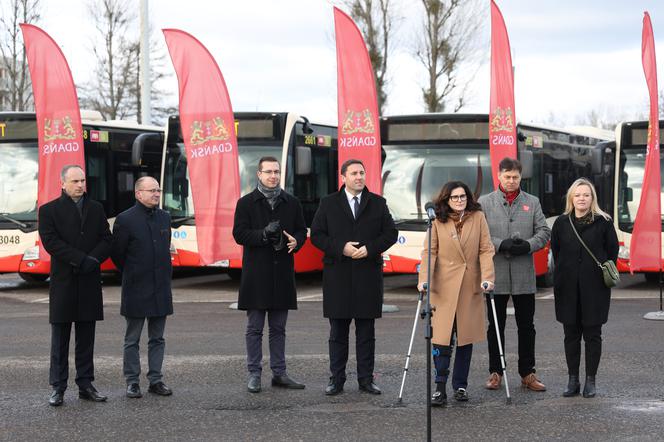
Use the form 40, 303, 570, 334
246, 309, 288, 377
123, 316, 166, 385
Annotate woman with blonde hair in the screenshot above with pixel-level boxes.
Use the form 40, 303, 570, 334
417, 181, 495, 406
551, 178, 618, 398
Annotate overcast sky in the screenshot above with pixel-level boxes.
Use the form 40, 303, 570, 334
37, 0, 664, 127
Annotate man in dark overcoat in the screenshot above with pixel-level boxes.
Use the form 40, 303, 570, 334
232, 156, 307, 393
111, 176, 173, 399
310, 159, 398, 396
38, 164, 112, 406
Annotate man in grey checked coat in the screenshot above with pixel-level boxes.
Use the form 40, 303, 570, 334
478, 157, 551, 392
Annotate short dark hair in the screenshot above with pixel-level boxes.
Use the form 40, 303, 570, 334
498, 157, 522, 174
258, 156, 280, 171
432, 181, 482, 222
340, 159, 364, 175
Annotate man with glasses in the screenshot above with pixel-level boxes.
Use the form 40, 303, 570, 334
111, 176, 174, 398
478, 158, 551, 393
233, 156, 307, 393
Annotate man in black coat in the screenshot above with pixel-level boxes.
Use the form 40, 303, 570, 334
232, 156, 307, 393
310, 159, 398, 396
111, 176, 174, 399
38, 165, 112, 406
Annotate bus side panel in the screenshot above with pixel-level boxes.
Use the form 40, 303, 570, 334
293, 242, 324, 272
533, 245, 549, 277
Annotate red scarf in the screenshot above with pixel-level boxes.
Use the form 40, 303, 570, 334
499, 184, 520, 206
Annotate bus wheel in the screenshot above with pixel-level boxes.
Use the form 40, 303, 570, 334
18, 272, 49, 283
644, 273, 661, 284
227, 269, 242, 281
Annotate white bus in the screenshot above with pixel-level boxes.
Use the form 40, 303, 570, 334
160, 112, 337, 276
0, 111, 164, 281
379, 113, 613, 286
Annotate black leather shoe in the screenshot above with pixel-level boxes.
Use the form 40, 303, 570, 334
126, 383, 142, 398
432, 390, 447, 406
49, 390, 64, 407
325, 378, 344, 396
148, 382, 173, 396
453, 388, 469, 402
247, 376, 261, 393
272, 374, 305, 389
582, 375, 596, 398
563, 375, 580, 397
78, 386, 107, 402
359, 380, 382, 395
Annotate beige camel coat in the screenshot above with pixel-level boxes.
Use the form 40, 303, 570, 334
418, 210, 495, 346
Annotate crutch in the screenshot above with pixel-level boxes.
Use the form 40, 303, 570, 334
397, 285, 425, 403
484, 284, 512, 404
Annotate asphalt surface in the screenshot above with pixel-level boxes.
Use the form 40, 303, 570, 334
1, 271, 663, 441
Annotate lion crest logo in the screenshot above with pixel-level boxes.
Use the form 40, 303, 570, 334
341, 109, 375, 135
190, 117, 231, 145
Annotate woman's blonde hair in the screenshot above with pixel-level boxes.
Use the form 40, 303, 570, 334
564, 178, 611, 221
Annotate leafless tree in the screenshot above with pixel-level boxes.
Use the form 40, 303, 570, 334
0, 0, 40, 111
80, 0, 175, 124
416, 0, 483, 113
341, 0, 396, 115
80, 0, 137, 120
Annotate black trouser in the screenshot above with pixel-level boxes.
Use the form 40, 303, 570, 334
486, 294, 536, 378
563, 323, 602, 377
49, 321, 96, 392
432, 317, 473, 389
328, 318, 375, 385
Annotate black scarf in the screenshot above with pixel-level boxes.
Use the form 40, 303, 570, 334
257, 181, 282, 209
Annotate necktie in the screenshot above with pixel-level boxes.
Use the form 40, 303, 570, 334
353, 196, 359, 219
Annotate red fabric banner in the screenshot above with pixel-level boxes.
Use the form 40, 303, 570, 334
630, 12, 661, 272
163, 29, 241, 265
489, 0, 517, 189
333, 7, 382, 193
20, 24, 85, 261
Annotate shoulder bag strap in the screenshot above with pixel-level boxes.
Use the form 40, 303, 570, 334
568, 215, 602, 268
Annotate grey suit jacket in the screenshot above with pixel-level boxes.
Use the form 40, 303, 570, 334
478, 190, 551, 294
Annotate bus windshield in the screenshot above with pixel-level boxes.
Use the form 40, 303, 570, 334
617, 145, 664, 232
0, 142, 39, 222
382, 144, 493, 223
162, 141, 282, 219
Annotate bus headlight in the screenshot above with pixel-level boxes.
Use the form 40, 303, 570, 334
618, 245, 629, 260
23, 246, 39, 261
169, 243, 177, 255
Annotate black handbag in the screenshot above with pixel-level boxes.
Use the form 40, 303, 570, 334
568, 216, 620, 288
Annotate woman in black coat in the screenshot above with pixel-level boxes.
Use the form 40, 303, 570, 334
551, 178, 619, 399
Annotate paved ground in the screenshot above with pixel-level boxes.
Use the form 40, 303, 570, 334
0, 271, 663, 441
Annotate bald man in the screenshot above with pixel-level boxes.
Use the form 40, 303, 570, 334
111, 176, 174, 398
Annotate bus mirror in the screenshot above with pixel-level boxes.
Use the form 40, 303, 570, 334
132, 133, 161, 166
519, 150, 533, 179
591, 148, 603, 174
295, 145, 312, 175
624, 187, 633, 202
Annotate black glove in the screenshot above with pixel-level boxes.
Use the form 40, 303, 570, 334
498, 239, 513, 252
263, 220, 282, 244
79, 256, 100, 274
509, 239, 531, 256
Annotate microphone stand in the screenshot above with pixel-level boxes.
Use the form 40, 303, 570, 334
423, 211, 434, 442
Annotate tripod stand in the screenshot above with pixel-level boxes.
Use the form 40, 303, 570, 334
396, 210, 435, 442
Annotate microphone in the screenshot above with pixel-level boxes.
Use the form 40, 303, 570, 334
424, 202, 436, 220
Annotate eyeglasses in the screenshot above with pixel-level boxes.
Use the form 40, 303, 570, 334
139, 188, 162, 194
449, 194, 467, 202
260, 169, 281, 175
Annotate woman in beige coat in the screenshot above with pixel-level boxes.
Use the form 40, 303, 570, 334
418, 181, 495, 406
